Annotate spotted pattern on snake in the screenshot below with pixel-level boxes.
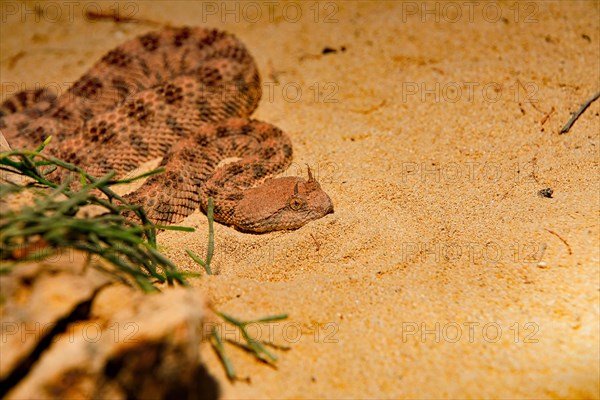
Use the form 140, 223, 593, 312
0, 27, 333, 232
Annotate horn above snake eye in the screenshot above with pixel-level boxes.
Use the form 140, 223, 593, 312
294, 181, 299, 195
306, 164, 314, 182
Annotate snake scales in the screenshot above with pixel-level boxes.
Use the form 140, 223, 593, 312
0, 27, 333, 232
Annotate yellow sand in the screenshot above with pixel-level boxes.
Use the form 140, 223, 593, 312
1, 1, 598, 398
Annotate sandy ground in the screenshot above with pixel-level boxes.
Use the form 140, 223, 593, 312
1, 1, 599, 398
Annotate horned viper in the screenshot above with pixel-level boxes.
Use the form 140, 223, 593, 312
0, 27, 333, 232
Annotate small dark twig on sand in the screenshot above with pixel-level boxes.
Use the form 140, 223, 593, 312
560, 91, 600, 134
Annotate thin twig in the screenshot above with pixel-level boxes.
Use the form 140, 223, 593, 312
85, 10, 162, 26
545, 228, 573, 255
540, 106, 555, 126
560, 91, 600, 134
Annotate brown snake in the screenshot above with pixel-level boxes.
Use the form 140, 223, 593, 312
0, 27, 333, 232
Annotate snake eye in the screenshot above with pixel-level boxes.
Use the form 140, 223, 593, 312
289, 197, 304, 211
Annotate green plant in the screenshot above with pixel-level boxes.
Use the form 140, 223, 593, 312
0, 138, 194, 291
210, 311, 289, 381
186, 198, 214, 275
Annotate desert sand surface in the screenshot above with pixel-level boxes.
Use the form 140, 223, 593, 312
1, 0, 599, 398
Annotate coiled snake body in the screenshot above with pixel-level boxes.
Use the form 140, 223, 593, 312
0, 27, 333, 232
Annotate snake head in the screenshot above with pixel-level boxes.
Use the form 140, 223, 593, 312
234, 167, 333, 233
